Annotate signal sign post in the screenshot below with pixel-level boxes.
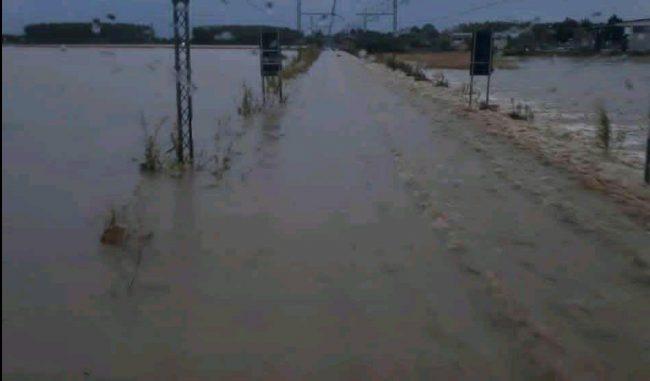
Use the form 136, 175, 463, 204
260, 29, 283, 103
643, 128, 650, 184
469, 30, 494, 107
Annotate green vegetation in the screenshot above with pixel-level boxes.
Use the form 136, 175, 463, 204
237, 82, 261, 118
379, 54, 428, 81
212, 117, 235, 180
139, 114, 166, 173
454, 21, 531, 34
2, 34, 23, 44
193, 25, 302, 45
100, 207, 127, 246
337, 27, 452, 54
596, 104, 612, 152
280, 46, 322, 80
432, 72, 449, 87
594, 104, 627, 153
22, 22, 156, 44
508, 99, 534, 121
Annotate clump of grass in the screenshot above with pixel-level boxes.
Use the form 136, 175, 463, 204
595, 103, 612, 152
101, 207, 127, 246
479, 102, 499, 111
264, 76, 288, 103
412, 64, 428, 81
460, 82, 470, 95
508, 98, 534, 121
212, 116, 236, 179
381, 55, 429, 81
237, 81, 264, 118
433, 72, 449, 87
595, 103, 627, 153
139, 113, 168, 172
237, 82, 256, 117
280, 45, 321, 80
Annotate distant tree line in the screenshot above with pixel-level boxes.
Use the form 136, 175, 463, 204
20, 22, 156, 44
3, 23, 305, 46
335, 15, 629, 55
336, 24, 452, 53
504, 15, 627, 54
454, 21, 532, 34
2, 34, 24, 44
192, 25, 303, 45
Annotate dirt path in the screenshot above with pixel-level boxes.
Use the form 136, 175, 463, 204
4, 51, 649, 380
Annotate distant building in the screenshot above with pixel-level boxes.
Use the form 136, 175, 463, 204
494, 29, 523, 50
451, 30, 523, 51
450, 32, 471, 50
615, 18, 650, 52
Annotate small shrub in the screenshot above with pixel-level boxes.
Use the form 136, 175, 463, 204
238, 82, 253, 116
101, 207, 127, 246
265, 76, 287, 103
412, 65, 428, 81
280, 45, 321, 80
139, 113, 167, 172
508, 98, 534, 121
237, 82, 261, 118
433, 72, 449, 87
479, 102, 499, 111
212, 116, 236, 179
595, 103, 611, 152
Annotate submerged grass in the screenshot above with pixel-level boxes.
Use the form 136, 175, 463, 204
237, 81, 262, 118
433, 72, 449, 87
101, 206, 127, 246
280, 46, 322, 80
596, 103, 612, 152
380, 54, 428, 81
594, 103, 627, 153
139, 113, 167, 172
508, 98, 535, 121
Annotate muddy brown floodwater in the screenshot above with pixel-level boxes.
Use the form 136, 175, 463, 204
3, 49, 650, 380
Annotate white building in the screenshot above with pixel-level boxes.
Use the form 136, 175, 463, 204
616, 18, 650, 52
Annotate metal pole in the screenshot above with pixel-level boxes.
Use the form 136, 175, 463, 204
393, 0, 397, 35
262, 77, 266, 104
363, 8, 368, 31
183, 0, 194, 161
469, 74, 474, 107
645, 129, 650, 184
297, 0, 302, 32
172, 3, 183, 163
469, 32, 475, 107
328, 0, 337, 36
486, 73, 491, 106
485, 33, 493, 107
172, 0, 193, 163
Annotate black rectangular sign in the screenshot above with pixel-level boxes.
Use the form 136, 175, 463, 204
470, 30, 493, 76
260, 30, 282, 76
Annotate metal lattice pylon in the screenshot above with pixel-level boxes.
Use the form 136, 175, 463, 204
172, 0, 193, 163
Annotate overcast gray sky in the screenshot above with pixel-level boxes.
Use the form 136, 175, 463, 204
2, 0, 648, 36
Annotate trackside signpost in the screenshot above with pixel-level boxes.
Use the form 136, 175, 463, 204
644, 128, 650, 184
259, 29, 283, 103
469, 30, 494, 107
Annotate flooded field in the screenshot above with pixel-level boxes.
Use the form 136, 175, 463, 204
425, 56, 650, 158
2, 45, 277, 261
3, 48, 650, 379
2, 46, 269, 377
